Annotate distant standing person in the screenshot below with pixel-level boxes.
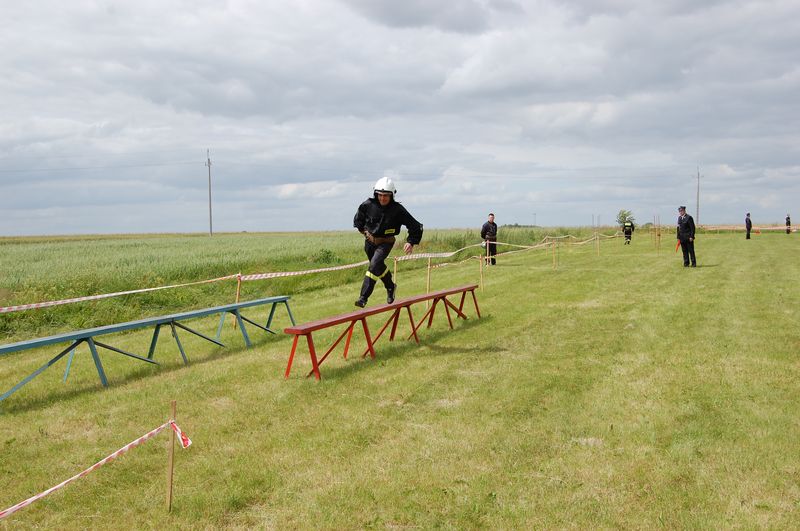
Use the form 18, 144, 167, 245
623, 220, 635, 244
745, 212, 752, 239
787, 214, 792, 234
677, 206, 697, 267
481, 213, 498, 265
353, 177, 423, 307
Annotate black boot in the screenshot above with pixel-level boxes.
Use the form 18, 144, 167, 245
386, 283, 396, 304
356, 276, 376, 307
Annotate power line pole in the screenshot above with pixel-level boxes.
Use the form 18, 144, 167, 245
695, 166, 701, 226
206, 149, 213, 236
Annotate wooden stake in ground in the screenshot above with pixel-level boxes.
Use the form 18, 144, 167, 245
425, 258, 432, 309
166, 400, 177, 512
479, 255, 484, 291
552, 242, 556, 269
233, 274, 242, 329
393, 257, 398, 282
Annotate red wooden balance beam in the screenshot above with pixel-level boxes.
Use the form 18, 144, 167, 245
283, 284, 480, 380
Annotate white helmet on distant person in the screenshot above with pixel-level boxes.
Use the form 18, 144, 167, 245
373, 177, 396, 197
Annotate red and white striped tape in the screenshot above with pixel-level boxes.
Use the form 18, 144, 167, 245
0, 275, 239, 314
0, 420, 191, 520
239, 260, 369, 281
1, 233, 611, 315
393, 243, 485, 262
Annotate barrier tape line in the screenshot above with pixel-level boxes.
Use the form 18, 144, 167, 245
0, 275, 239, 314
240, 260, 369, 281
1, 233, 614, 314
0, 420, 191, 520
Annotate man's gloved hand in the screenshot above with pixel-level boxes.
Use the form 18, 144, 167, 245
364, 231, 377, 244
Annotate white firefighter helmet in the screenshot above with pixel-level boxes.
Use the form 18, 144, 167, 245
373, 177, 396, 196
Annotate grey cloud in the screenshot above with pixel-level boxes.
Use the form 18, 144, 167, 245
339, 0, 491, 33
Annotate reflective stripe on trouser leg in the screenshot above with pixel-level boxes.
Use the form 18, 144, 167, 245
362, 240, 393, 301
359, 275, 377, 299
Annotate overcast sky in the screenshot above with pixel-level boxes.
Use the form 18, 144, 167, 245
1, 0, 798, 236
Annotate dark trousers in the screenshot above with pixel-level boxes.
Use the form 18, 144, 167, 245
485, 240, 496, 265
624, 233, 632, 244
746, 229, 751, 239
680, 239, 696, 267
359, 240, 395, 300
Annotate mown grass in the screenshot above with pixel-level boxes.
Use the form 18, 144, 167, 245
1, 230, 798, 528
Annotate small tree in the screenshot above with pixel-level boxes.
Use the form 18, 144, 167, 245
616, 209, 635, 226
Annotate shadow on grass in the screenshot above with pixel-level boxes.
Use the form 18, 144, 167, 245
293, 315, 498, 381
0, 330, 283, 415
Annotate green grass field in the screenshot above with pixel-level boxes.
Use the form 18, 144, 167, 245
1, 230, 799, 528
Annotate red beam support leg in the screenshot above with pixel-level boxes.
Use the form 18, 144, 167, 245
361, 309, 398, 358
361, 318, 376, 359
442, 296, 454, 329
342, 321, 356, 359
444, 297, 468, 320
308, 322, 355, 377
470, 288, 482, 318
389, 308, 402, 341
284, 335, 300, 379
306, 334, 321, 380
406, 305, 420, 343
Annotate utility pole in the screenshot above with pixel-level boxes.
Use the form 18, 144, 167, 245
206, 149, 213, 236
695, 166, 701, 226
533, 212, 537, 227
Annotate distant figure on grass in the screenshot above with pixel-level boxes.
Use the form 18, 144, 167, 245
481, 213, 498, 265
353, 177, 423, 308
677, 206, 697, 268
745, 212, 752, 239
622, 220, 635, 244
787, 214, 792, 234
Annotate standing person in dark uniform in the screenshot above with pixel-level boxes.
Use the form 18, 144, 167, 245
745, 213, 752, 239
480, 213, 498, 265
677, 206, 697, 267
786, 214, 791, 234
353, 177, 423, 307
623, 220, 635, 244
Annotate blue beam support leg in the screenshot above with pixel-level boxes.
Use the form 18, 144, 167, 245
86, 337, 109, 387
170, 322, 190, 365
148, 324, 161, 360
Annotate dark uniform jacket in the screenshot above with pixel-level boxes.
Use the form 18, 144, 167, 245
623, 221, 634, 235
480, 221, 498, 241
745, 217, 752, 230
354, 198, 423, 244
677, 214, 695, 241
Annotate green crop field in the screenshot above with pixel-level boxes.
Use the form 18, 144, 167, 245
1, 229, 799, 528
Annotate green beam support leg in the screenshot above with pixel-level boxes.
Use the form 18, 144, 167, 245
63, 346, 78, 382
265, 303, 278, 330
215, 313, 227, 340
170, 322, 190, 365
284, 301, 296, 326
1, 340, 83, 403
239, 313, 275, 335
234, 310, 251, 347
148, 324, 162, 360
86, 338, 108, 388
173, 321, 225, 347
